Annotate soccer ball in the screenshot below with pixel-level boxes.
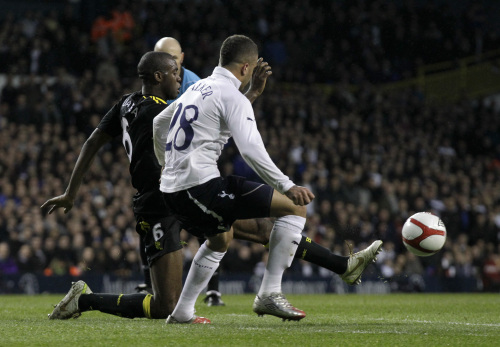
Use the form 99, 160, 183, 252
402, 212, 446, 256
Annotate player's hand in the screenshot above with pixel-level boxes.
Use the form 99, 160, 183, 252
40, 194, 75, 215
248, 57, 272, 98
285, 186, 315, 206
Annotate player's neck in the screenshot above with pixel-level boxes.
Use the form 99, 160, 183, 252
221, 65, 245, 85
142, 86, 166, 100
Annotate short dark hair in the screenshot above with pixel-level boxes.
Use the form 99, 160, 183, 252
219, 35, 258, 67
137, 51, 174, 84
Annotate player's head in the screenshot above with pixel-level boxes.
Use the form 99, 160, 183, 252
137, 51, 180, 100
154, 37, 184, 74
219, 35, 258, 90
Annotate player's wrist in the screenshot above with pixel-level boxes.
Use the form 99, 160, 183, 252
64, 190, 76, 200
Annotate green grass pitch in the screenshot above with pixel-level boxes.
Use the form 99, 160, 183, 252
1, 293, 498, 346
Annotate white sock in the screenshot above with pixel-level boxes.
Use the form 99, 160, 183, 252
171, 242, 225, 321
258, 215, 305, 296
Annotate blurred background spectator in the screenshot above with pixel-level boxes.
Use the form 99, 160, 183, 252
0, 0, 499, 293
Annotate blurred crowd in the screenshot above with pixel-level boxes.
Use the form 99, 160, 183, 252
0, 0, 500, 292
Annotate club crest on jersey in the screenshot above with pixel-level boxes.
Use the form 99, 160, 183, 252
218, 191, 235, 199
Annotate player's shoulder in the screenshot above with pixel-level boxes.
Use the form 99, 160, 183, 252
138, 94, 169, 112
118, 91, 145, 110
217, 79, 249, 104
119, 92, 168, 120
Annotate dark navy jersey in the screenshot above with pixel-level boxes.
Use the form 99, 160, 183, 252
98, 91, 171, 216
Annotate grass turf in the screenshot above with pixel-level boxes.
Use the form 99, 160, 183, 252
0, 293, 498, 346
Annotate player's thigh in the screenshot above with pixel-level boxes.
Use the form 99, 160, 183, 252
164, 176, 273, 238
269, 189, 307, 218
233, 218, 272, 245
136, 214, 183, 265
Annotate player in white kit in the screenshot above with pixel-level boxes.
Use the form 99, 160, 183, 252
154, 35, 382, 324
153, 34, 314, 323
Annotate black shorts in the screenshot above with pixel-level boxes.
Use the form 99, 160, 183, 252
163, 175, 274, 238
135, 214, 182, 266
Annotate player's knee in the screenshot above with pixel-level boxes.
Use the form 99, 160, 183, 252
272, 200, 307, 218
256, 218, 272, 244
207, 232, 232, 252
285, 204, 307, 218
295, 205, 307, 217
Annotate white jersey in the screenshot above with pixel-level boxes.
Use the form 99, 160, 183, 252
153, 66, 294, 194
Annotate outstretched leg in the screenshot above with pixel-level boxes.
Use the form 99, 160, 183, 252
233, 218, 350, 275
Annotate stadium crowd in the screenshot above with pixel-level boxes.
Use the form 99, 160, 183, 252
0, 0, 499, 292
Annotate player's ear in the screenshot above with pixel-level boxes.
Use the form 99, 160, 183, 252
153, 71, 162, 83
180, 52, 185, 65
241, 63, 249, 76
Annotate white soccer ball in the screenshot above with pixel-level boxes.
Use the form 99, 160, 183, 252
402, 212, 447, 256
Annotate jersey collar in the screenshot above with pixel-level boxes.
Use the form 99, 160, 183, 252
212, 66, 242, 90
142, 94, 167, 104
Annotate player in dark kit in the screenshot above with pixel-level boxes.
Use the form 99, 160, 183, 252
43, 51, 184, 319
43, 51, 380, 321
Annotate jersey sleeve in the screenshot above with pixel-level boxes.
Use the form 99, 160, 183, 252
97, 99, 123, 138
222, 96, 295, 194
153, 101, 176, 166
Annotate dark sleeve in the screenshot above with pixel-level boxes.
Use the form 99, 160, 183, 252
97, 98, 124, 138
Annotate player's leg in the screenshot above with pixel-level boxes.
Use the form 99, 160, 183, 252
162, 176, 292, 323
233, 218, 272, 244
233, 218, 350, 275
148, 249, 183, 318
263, 190, 307, 295
142, 215, 184, 318
51, 249, 183, 320
251, 190, 307, 320
192, 176, 306, 321
168, 229, 232, 323
49, 280, 149, 319
50, 215, 184, 320
269, 192, 382, 286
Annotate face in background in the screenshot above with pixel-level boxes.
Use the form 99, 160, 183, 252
154, 38, 184, 74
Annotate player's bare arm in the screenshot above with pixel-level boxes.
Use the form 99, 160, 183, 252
285, 185, 315, 206
40, 128, 112, 214
245, 57, 272, 103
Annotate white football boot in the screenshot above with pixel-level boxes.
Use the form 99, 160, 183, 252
253, 292, 306, 321
341, 240, 383, 285
48, 280, 92, 320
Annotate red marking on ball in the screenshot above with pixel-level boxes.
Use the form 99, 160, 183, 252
403, 218, 446, 254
